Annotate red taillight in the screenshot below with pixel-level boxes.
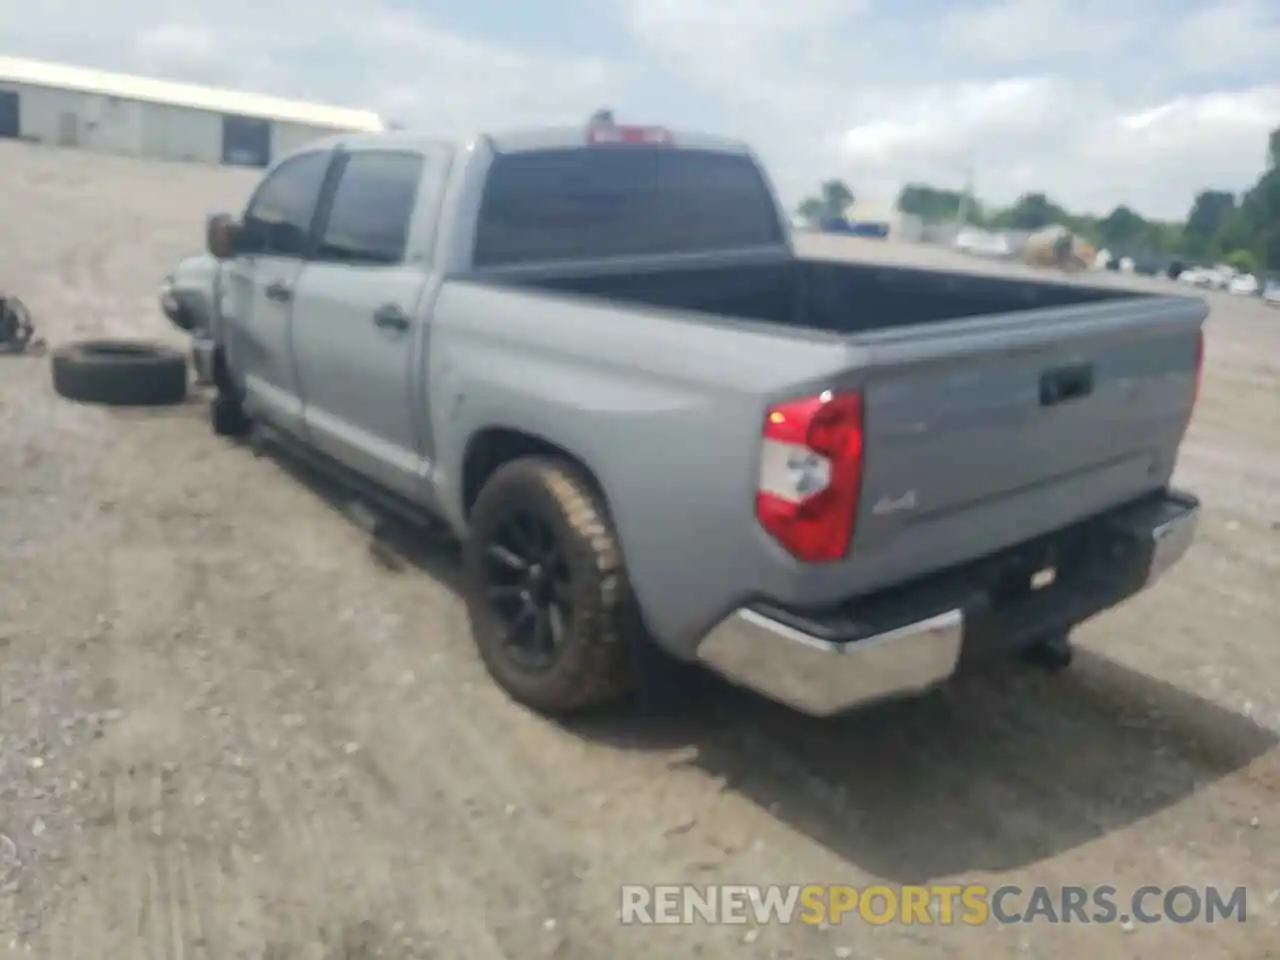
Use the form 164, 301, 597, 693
755, 390, 864, 563
586, 124, 672, 145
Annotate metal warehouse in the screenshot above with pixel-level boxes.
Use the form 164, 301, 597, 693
0, 55, 384, 168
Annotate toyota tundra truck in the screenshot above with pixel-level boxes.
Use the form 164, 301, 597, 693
160, 116, 1206, 717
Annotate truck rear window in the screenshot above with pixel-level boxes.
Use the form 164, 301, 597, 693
472, 147, 784, 267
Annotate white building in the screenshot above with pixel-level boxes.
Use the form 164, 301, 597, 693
0, 56, 384, 168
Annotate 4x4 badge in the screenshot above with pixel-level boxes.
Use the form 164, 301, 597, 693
871, 491, 918, 516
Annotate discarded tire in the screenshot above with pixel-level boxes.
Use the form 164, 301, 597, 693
51, 339, 188, 406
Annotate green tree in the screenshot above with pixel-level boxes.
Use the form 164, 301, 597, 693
896, 184, 972, 222
996, 193, 1068, 231
1182, 190, 1236, 258
820, 179, 855, 218
796, 197, 824, 222
1231, 129, 1280, 270
1098, 205, 1147, 250
1238, 168, 1280, 270
1067, 213, 1102, 245
1141, 220, 1185, 255
823, 124, 1280, 271
1224, 249, 1257, 273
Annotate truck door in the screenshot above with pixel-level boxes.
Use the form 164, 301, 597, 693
222, 149, 334, 436
288, 147, 446, 500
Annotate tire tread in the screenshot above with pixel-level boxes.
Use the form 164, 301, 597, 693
465, 456, 635, 714
51, 339, 187, 406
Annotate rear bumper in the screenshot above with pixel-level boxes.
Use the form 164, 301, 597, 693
695, 488, 1200, 717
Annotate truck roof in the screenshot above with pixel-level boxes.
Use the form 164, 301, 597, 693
302, 125, 753, 157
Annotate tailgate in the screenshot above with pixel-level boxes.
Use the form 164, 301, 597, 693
845, 295, 1205, 591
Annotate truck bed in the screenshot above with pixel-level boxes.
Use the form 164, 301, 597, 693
459, 253, 1203, 638
503, 257, 1141, 333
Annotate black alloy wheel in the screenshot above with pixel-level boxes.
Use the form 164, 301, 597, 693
462, 457, 635, 714
482, 507, 574, 671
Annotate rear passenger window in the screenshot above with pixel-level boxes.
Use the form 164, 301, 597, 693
314, 152, 423, 266
473, 147, 783, 267
241, 151, 332, 258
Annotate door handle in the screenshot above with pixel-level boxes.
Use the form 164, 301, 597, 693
1040, 363, 1094, 407
264, 280, 293, 303
373, 304, 410, 331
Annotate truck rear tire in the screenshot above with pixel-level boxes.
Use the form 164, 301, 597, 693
463, 457, 635, 714
208, 347, 251, 438
211, 394, 251, 437
1020, 629, 1074, 673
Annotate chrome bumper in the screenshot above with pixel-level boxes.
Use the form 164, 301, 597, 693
1145, 497, 1199, 585
696, 493, 1200, 718
697, 609, 963, 717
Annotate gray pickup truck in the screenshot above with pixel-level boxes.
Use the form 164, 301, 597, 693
160, 117, 1206, 718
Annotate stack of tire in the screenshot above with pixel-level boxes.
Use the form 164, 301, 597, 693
51, 341, 188, 406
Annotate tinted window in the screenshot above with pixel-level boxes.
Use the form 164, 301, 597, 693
314, 152, 423, 265
241, 151, 332, 257
473, 148, 783, 267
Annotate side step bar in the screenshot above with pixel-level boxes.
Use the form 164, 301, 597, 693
249, 421, 451, 542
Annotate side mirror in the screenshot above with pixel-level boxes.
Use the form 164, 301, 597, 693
206, 213, 242, 259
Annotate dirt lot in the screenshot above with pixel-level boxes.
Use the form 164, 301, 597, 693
1, 140, 1278, 960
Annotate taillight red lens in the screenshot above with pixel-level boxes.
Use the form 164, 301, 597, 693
755, 390, 864, 563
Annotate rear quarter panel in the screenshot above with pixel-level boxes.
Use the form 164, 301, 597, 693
427, 280, 858, 656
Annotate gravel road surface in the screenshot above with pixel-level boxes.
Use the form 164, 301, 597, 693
1, 141, 1278, 959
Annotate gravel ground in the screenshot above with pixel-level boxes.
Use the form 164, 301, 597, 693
1, 139, 1278, 960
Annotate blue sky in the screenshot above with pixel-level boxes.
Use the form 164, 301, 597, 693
4, 0, 1279, 219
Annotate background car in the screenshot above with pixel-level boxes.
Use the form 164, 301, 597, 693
1228, 273, 1260, 296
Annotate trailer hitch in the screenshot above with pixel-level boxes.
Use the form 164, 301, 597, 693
0, 294, 44, 354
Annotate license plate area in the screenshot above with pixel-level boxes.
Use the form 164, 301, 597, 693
988, 541, 1073, 604
750, 491, 1189, 647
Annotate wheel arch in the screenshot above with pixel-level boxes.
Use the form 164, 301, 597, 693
460, 426, 610, 521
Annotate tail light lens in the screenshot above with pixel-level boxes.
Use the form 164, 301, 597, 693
755, 390, 864, 563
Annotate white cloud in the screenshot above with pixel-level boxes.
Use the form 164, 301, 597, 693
1080, 88, 1280, 207
837, 81, 1280, 217
841, 78, 1068, 167
134, 24, 219, 67
935, 0, 1146, 64
1165, 0, 1280, 75
4, 0, 1279, 220
622, 0, 1280, 218
345, 10, 624, 135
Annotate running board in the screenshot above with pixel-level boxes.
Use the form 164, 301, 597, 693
250, 421, 450, 541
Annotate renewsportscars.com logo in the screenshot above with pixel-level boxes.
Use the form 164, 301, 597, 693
619, 884, 1249, 927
